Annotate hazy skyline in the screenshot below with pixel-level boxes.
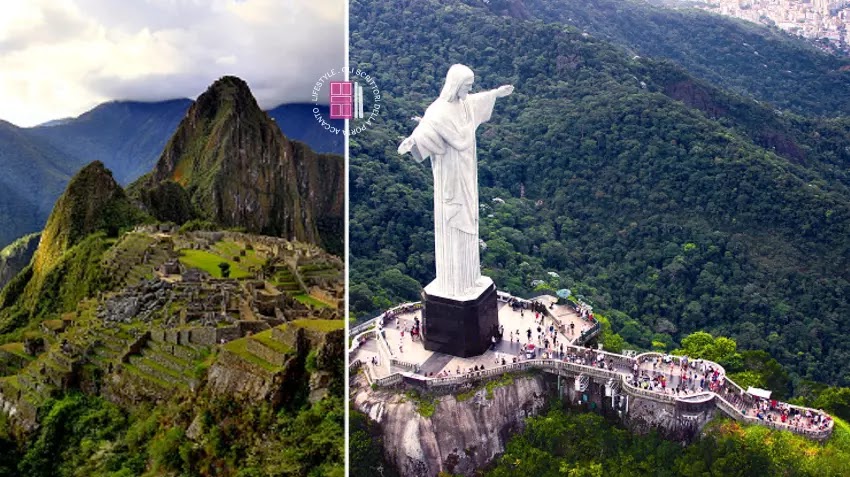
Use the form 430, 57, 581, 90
0, 0, 345, 127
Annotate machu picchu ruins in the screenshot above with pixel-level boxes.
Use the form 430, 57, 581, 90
0, 227, 344, 432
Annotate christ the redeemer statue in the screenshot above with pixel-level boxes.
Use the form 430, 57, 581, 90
398, 64, 514, 298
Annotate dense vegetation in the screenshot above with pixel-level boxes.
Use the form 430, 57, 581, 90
0, 393, 343, 477
484, 409, 850, 477
349, 0, 850, 395
513, 0, 850, 117
349, 408, 400, 477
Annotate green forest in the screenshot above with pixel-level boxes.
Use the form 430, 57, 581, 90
483, 408, 850, 477
0, 393, 343, 477
349, 0, 850, 394
349, 0, 850, 473
518, 0, 850, 117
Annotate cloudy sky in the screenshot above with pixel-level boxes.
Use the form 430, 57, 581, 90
0, 0, 344, 127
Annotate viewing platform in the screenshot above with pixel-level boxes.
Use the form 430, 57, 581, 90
350, 294, 834, 441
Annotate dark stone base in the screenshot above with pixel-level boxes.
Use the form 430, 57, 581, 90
421, 282, 499, 358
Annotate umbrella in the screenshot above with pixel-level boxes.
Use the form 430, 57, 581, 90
556, 289, 571, 299
526, 343, 536, 350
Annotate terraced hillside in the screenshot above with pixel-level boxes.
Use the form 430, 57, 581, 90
0, 228, 345, 475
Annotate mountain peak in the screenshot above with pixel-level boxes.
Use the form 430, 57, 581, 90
194, 75, 261, 119
33, 161, 139, 276
136, 77, 344, 252
75, 160, 109, 177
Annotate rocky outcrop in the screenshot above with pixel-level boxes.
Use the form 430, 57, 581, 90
135, 76, 344, 253
353, 374, 551, 477
206, 348, 292, 401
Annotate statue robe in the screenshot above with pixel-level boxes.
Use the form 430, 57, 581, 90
408, 89, 498, 297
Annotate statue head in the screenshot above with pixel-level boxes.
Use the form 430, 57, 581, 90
439, 64, 474, 102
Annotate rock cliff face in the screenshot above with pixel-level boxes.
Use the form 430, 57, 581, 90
353, 375, 551, 477
135, 76, 344, 254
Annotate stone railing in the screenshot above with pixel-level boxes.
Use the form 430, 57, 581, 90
350, 293, 834, 440
348, 329, 376, 362
715, 394, 745, 419
363, 354, 834, 440
619, 375, 678, 403
390, 358, 419, 372
714, 394, 833, 440
374, 372, 403, 387
677, 392, 716, 403
573, 320, 601, 346
351, 302, 424, 336
350, 319, 378, 337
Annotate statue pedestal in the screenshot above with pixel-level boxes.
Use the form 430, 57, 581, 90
421, 276, 499, 358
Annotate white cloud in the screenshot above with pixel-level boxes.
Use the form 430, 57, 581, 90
0, 0, 344, 126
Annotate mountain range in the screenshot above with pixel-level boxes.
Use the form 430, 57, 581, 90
0, 97, 343, 250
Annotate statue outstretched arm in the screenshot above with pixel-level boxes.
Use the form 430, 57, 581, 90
468, 85, 513, 128
398, 137, 425, 162
495, 85, 514, 98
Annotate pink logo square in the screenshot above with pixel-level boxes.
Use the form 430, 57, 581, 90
330, 81, 353, 119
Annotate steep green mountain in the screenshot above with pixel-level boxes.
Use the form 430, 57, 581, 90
0, 234, 39, 290
349, 0, 850, 392
0, 121, 77, 248
132, 76, 344, 254
29, 99, 193, 185
267, 103, 344, 155
503, 0, 850, 117
31, 161, 141, 276
0, 161, 144, 331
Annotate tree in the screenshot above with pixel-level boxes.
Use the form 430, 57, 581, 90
218, 262, 231, 278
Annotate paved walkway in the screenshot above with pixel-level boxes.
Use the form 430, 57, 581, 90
351, 301, 834, 439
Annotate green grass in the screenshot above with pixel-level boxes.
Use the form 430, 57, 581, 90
42, 319, 64, 331
0, 375, 22, 392
289, 319, 344, 332
223, 337, 282, 373
212, 241, 265, 269
485, 373, 515, 399
294, 294, 332, 309
178, 249, 251, 278
123, 363, 188, 391
405, 391, 437, 417
132, 356, 187, 380
0, 342, 32, 360
456, 390, 477, 402
144, 349, 195, 374
252, 329, 293, 354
